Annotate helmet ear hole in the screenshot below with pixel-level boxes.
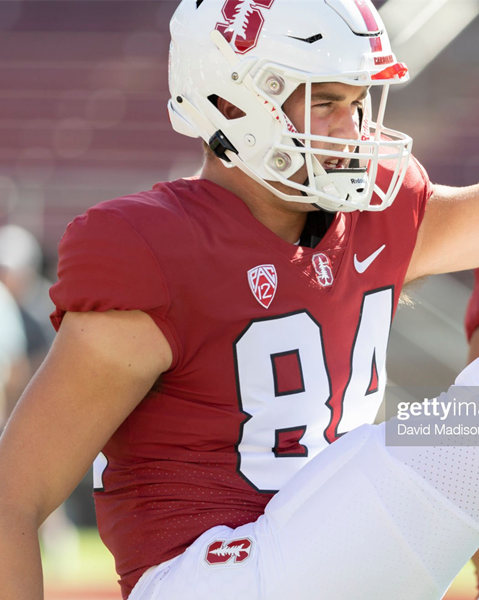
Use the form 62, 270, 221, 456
209, 95, 246, 120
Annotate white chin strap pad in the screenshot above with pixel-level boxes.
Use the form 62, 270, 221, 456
313, 169, 369, 203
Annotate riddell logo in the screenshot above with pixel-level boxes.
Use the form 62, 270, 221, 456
215, 0, 276, 54
205, 538, 252, 565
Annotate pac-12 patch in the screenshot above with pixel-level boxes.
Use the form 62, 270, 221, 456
247, 264, 277, 309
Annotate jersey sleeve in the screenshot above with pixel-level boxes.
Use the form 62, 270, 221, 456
412, 155, 434, 228
49, 204, 170, 331
465, 269, 479, 341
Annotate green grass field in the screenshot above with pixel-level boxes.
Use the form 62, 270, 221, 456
43, 527, 119, 600
42, 527, 477, 600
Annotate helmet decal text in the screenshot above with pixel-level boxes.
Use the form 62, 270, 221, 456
215, 0, 275, 54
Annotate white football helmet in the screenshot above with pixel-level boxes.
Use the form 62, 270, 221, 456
168, 0, 413, 212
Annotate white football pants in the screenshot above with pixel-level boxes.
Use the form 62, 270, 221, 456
129, 360, 479, 600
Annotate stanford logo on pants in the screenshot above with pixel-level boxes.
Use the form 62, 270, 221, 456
205, 538, 252, 565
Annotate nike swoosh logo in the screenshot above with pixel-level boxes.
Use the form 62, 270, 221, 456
354, 244, 386, 274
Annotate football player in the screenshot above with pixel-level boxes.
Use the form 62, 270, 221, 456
1, 1, 479, 599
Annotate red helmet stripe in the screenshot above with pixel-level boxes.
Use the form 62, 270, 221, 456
369, 36, 382, 52
353, 0, 379, 32
353, 0, 383, 52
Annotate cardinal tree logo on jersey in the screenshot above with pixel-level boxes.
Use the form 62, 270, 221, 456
215, 0, 275, 54
205, 538, 252, 565
312, 253, 334, 287
247, 264, 277, 309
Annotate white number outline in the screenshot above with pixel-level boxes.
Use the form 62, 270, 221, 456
233, 287, 394, 493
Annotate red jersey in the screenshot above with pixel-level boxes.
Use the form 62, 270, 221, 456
50, 159, 431, 598
465, 269, 479, 340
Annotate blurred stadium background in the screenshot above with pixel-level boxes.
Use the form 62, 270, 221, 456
0, 1, 478, 598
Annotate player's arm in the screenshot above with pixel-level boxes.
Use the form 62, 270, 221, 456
405, 183, 479, 283
0, 309, 172, 599
470, 327, 479, 365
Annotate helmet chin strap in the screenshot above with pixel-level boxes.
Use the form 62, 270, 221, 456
299, 180, 323, 211
348, 156, 361, 169
299, 206, 337, 247
292, 125, 366, 210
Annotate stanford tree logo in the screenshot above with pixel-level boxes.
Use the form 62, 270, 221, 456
312, 253, 334, 287
205, 538, 252, 565
215, 0, 276, 54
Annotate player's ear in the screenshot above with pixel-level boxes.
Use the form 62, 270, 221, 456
215, 96, 246, 120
